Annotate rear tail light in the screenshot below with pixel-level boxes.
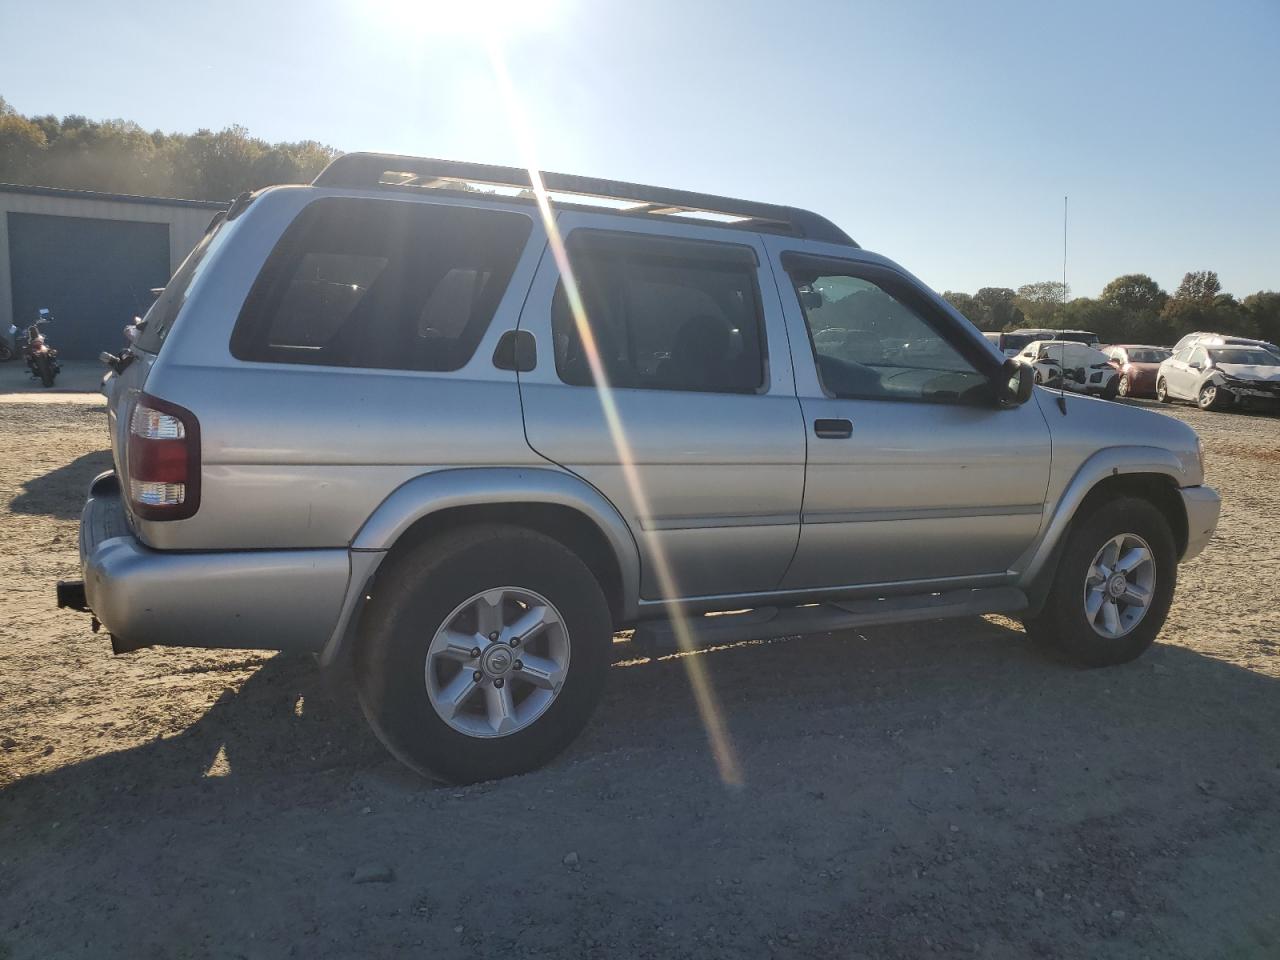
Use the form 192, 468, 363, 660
127, 393, 200, 520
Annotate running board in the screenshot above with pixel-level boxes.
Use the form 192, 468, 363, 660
630, 586, 1028, 652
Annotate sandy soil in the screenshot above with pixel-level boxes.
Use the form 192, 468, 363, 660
1, 396, 1278, 960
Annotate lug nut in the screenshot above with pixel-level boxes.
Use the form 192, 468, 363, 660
509, 636, 521, 647
494, 677, 505, 689
488, 632, 499, 642
470, 647, 481, 658
513, 660, 523, 671
473, 670, 483, 682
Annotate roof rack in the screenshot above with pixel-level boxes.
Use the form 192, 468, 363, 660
312, 153, 856, 247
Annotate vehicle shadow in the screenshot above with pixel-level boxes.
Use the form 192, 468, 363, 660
3, 619, 1279, 958
9, 449, 113, 519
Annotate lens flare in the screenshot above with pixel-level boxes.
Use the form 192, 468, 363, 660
485, 38, 743, 786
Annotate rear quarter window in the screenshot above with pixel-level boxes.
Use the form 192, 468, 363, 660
231, 197, 532, 371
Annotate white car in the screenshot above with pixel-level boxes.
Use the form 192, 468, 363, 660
1156, 343, 1280, 411
1015, 340, 1120, 398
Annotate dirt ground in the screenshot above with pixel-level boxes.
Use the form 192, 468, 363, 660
1, 394, 1278, 960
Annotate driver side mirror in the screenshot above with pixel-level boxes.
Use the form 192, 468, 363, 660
1189, 361, 1203, 371
998, 358, 1034, 406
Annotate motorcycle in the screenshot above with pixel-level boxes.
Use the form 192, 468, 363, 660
21, 308, 61, 388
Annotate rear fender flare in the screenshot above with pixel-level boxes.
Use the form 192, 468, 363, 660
320, 467, 640, 665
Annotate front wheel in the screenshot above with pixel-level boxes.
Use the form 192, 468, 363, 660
1101, 377, 1120, 401
1155, 378, 1171, 403
1117, 375, 1130, 397
1197, 382, 1223, 411
355, 524, 613, 783
1024, 497, 1176, 667
36, 354, 55, 387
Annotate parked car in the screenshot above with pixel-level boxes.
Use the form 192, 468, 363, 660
1172, 331, 1280, 359
1014, 339, 1120, 398
58, 154, 1220, 783
1157, 343, 1280, 410
1103, 344, 1173, 398
998, 328, 1101, 357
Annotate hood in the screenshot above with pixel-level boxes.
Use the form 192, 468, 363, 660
1217, 363, 1280, 382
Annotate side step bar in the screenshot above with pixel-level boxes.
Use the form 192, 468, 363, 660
630, 586, 1028, 653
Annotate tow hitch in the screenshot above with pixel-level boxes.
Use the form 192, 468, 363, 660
56, 579, 89, 612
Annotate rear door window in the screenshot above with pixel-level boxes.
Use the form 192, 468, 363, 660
551, 231, 765, 394
232, 198, 532, 371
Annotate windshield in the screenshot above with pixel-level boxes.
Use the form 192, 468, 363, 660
1127, 348, 1171, 363
1210, 348, 1278, 366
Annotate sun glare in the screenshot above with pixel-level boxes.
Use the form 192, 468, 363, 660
362, 0, 562, 38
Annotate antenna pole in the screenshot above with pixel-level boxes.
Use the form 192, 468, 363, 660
1057, 195, 1068, 414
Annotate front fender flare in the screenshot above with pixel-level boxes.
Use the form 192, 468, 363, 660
1014, 445, 1191, 588
320, 467, 641, 666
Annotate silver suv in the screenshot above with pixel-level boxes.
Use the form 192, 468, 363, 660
61, 154, 1221, 783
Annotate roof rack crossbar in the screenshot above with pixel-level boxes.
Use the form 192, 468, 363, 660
312, 153, 856, 246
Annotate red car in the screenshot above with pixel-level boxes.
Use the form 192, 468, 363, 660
1104, 344, 1173, 397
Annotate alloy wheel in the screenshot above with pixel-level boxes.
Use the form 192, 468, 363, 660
1082, 533, 1156, 639
424, 587, 570, 738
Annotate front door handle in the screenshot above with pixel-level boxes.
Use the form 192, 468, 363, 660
813, 418, 853, 439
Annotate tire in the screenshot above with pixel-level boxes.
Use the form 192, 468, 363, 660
1155, 378, 1171, 403
1024, 497, 1176, 668
36, 354, 55, 388
1197, 382, 1222, 411
0, 342, 13, 362
1117, 375, 1130, 397
355, 524, 613, 783
1101, 377, 1120, 401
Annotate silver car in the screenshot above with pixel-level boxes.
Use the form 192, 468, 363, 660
60, 154, 1221, 782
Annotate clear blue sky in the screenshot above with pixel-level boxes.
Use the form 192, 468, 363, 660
2, 0, 1276, 297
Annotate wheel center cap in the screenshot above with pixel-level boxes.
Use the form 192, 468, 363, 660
1106, 573, 1128, 598
481, 645, 513, 677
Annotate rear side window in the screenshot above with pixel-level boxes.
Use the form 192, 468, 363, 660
232, 198, 531, 371
552, 230, 765, 394
135, 215, 233, 353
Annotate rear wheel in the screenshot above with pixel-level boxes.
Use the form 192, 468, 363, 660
0, 342, 13, 362
1024, 497, 1176, 667
36, 354, 55, 387
355, 524, 613, 783
1155, 377, 1171, 403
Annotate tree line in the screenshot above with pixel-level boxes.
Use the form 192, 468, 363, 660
0, 97, 338, 201
3, 99, 1275, 346
944, 272, 1278, 349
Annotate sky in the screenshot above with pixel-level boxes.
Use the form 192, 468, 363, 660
1, 0, 1277, 298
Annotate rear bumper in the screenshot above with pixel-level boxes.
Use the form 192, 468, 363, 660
1179, 484, 1220, 561
78, 473, 350, 653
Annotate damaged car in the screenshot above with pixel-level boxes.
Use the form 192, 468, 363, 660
1157, 344, 1280, 411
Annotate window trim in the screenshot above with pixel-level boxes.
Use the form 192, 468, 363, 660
780, 253, 1003, 406
549, 228, 771, 396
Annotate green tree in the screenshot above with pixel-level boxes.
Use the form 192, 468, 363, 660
1173, 270, 1222, 303
1242, 291, 1280, 346
973, 287, 1024, 330
942, 291, 984, 327
1015, 281, 1070, 327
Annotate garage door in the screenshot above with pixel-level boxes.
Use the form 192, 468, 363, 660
8, 213, 171, 361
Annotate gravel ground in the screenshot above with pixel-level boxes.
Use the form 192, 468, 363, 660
1, 395, 1278, 960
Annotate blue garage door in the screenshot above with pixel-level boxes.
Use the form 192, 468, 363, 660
8, 213, 171, 361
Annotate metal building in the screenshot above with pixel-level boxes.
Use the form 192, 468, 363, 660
0, 184, 227, 361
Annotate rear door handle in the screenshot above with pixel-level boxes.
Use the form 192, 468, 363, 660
813, 418, 853, 439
